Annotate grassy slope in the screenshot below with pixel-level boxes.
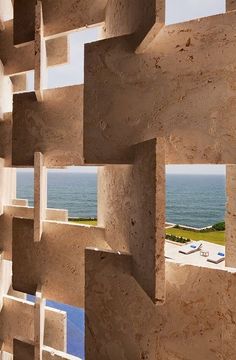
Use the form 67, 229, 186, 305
70, 219, 97, 226
166, 228, 225, 246
70, 220, 225, 246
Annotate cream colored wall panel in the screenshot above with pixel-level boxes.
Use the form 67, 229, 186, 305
12, 86, 83, 167
84, 11, 236, 164
98, 138, 166, 303
12, 218, 109, 307
0, 21, 69, 76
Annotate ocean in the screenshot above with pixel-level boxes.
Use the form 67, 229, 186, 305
17, 171, 226, 358
17, 171, 226, 228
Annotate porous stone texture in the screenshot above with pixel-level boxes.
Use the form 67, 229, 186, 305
84, 11, 236, 164
0, 296, 66, 354
12, 218, 109, 307
225, 165, 236, 267
12, 86, 83, 167
1, 1, 236, 358
10, 74, 27, 93
227, 0, 236, 11
0, 21, 69, 76
98, 138, 166, 303
86, 249, 236, 360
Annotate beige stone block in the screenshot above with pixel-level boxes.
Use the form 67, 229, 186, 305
0, 0, 12, 26
86, 250, 235, 359
136, 0, 165, 53
4, 206, 68, 222
84, 11, 236, 164
0, 114, 12, 167
0, 61, 12, 117
44, 309, 66, 354
13, 0, 107, 43
0, 168, 15, 215
104, 0, 158, 45
12, 199, 28, 206
85, 248, 155, 360
13, 339, 34, 360
0, 21, 69, 76
227, 0, 236, 11
46, 37, 68, 68
35, 1, 47, 102
42, 347, 79, 360
12, 218, 109, 307
0, 258, 12, 311
0, 295, 66, 354
225, 165, 236, 267
0, 206, 68, 261
34, 288, 45, 360
12, 86, 83, 167
34, 153, 47, 242
13, 0, 36, 46
0, 214, 12, 260
46, 209, 68, 222
105, 0, 165, 52
10, 74, 27, 93
1, 351, 13, 360
98, 138, 166, 303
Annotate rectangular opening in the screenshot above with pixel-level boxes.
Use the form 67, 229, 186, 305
165, 165, 226, 269
16, 166, 98, 225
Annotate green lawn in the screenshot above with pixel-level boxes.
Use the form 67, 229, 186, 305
70, 219, 97, 226
166, 228, 225, 246
69, 220, 225, 245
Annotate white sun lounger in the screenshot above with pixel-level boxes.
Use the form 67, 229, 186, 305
179, 242, 202, 255
207, 252, 225, 264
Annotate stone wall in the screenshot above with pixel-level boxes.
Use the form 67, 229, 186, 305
0, 1, 235, 359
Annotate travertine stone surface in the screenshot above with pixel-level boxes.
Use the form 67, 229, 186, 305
0, 206, 68, 261
13, 0, 36, 46
13, 339, 34, 360
44, 308, 67, 354
34, 288, 45, 360
0, 167, 15, 215
12, 218, 109, 307
225, 165, 236, 267
14, 0, 107, 42
104, 0, 161, 47
12, 199, 28, 206
34, 1, 47, 102
98, 138, 166, 303
10, 74, 27, 93
1, 351, 13, 360
0, 21, 69, 76
2, 1, 236, 357
84, 11, 236, 164
0, 258, 11, 310
34, 153, 47, 242
46, 36, 68, 67
227, 0, 236, 11
0, 60, 12, 117
136, 0, 165, 53
12, 86, 83, 167
0, 214, 12, 260
42, 346, 79, 360
0, 295, 66, 354
86, 250, 236, 360
0, 114, 12, 166
0, 0, 12, 27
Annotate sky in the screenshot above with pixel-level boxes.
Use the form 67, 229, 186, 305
27, 0, 226, 175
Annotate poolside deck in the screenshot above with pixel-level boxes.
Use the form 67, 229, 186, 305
165, 240, 236, 272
